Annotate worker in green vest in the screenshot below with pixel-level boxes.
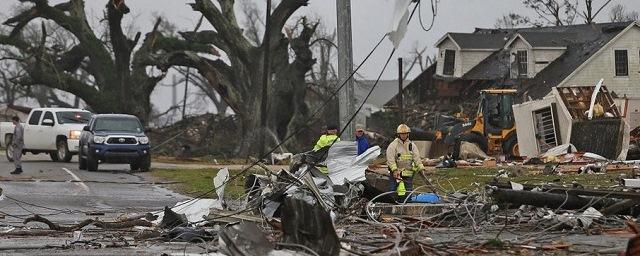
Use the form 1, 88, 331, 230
313, 124, 340, 151
313, 124, 340, 174
386, 124, 425, 201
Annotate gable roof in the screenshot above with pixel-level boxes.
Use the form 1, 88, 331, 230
435, 33, 506, 50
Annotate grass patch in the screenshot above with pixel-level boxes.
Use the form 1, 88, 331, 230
151, 168, 254, 199
151, 166, 626, 198
421, 167, 622, 192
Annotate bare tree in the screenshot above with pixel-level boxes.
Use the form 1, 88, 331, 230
579, 0, 614, 24
609, 3, 639, 22
494, 13, 532, 28
146, 0, 317, 155
0, 0, 202, 122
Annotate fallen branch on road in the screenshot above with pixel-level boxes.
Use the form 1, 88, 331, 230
23, 215, 153, 232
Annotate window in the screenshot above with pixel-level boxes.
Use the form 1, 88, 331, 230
56, 111, 91, 124
443, 50, 456, 76
41, 111, 54, 126
517, 50, 528, 77
94, 117, 143, 133
28, 111, 42, 125
615, 50, 628, 76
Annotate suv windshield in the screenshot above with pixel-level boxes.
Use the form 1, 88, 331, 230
94, 117, 143, 133
56, 111, 92, 124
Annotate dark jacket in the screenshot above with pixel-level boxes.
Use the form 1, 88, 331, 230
356, 135, 369, 155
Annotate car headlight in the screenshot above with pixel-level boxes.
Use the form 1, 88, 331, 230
138, 136, 149, 144
93, 136, 106, 144
69, 130, 82, 140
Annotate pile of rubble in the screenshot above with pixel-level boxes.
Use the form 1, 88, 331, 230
6, 141, 640, 255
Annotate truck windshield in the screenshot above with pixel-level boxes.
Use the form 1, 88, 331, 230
56, 112, 92, 124
94, 117, 143, 133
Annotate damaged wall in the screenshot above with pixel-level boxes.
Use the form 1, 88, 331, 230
514, 86, 630, 159
513, 94, 571, 157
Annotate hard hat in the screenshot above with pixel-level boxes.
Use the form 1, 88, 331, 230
396, 124, 410, 134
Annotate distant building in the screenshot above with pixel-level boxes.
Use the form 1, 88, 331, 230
390, 21, 640, 108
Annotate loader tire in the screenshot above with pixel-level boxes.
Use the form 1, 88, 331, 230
503, 133, 519, 157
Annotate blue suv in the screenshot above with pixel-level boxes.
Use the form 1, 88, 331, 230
79, 114, 151, 172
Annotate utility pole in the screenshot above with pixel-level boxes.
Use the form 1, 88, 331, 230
398, 58, 404, 122
337, 0, 355, 140
181, 69, 189, 120
259, 0, 272, 158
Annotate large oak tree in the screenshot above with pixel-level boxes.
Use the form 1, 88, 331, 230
0, 0, 317, 155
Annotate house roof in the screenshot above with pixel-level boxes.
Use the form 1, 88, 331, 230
457, 21, 634, 99
436, 33, 507, 50
505, 32, 576, 48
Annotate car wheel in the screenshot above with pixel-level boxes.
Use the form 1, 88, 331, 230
5, 136, 14, 162
131, 155, 151, 172
55, 140, 72, 162
139, 155, 151, 172
49, 152, 60, 162
78, 147, 87, 170
129, 161, 140, 171
87, 152, 98, 172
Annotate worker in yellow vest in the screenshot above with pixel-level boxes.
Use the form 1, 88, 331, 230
313, 125, 340, 173
313, 125, 340, 151
386, 124, 425, 200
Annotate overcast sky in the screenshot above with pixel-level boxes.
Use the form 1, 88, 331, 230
0, 0, 638, 115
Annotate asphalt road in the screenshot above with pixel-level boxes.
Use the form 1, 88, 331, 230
0, 153, 200, 255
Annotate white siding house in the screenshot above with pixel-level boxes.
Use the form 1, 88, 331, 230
560, 23, 640, 97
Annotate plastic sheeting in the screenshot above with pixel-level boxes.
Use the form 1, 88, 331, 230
154, 199, 219, 225
326, 141, 381, 185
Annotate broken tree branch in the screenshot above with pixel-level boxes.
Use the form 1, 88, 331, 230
23, 215, 153, 232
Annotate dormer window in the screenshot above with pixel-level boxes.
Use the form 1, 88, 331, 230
443, 50, 456, 76
517, 50, 528, 77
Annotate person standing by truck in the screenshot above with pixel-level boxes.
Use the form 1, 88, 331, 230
10, 116, 23, 174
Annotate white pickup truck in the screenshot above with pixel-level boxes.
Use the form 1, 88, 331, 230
0, 108, 92, 162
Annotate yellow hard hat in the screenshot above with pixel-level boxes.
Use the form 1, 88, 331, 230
396, 124, 410, 134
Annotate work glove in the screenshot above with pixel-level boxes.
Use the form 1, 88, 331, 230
393, 170, 402, 180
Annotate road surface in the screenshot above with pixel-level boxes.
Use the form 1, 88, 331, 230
0, 153, 207, 255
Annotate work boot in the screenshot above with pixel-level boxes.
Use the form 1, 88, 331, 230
10, 168, 22, 174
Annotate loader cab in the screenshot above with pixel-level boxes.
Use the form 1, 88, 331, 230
478, 89, 517, 134
470, 89, 519, 156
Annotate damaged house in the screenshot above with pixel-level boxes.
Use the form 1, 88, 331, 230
391, 21, 640, 125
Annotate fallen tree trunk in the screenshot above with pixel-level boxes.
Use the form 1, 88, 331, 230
24, 215, 153, 232
489, 188, 619, 211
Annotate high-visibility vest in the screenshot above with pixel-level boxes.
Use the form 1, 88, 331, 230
397, 180, 406, 196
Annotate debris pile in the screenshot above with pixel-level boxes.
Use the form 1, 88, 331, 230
5, 141, 640, 255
